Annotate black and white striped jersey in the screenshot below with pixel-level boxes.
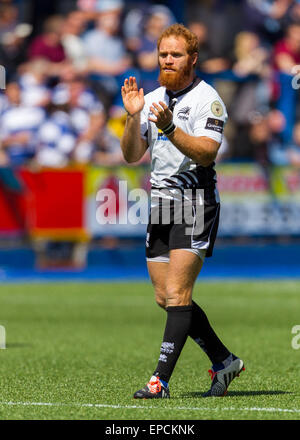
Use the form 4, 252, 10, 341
140, 77, 228, 193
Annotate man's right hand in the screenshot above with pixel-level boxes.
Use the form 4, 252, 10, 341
121, 76, 144, 116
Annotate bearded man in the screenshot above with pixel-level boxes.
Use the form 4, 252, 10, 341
120, 24, 245, 399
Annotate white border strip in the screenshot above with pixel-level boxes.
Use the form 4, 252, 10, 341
0, 401, 300, 414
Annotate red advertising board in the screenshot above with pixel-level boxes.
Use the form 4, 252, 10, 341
0, 167, 86, 240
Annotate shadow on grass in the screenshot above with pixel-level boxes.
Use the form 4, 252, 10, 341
5, 343, 33, 349
182, 390, 292, 398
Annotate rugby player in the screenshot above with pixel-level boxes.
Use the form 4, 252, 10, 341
120, 24, 245, 399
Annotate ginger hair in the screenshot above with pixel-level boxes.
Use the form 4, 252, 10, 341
157, 23, 199, 56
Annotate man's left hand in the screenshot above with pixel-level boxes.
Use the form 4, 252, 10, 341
149, 101, 173, 130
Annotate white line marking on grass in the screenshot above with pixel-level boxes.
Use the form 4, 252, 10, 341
0, 401, 300, 414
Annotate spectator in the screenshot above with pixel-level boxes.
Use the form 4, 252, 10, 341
74, 112, 124, 166
248, 112, 271, 167
122, 6, 146, 53
18, 57, 51, 107
272, 21, 300, 142
52, 70, 105, 136
35, 99, 76, 168
0, 3, 32, 81
0, 0, 300, 169
269, 119, 300, 167
0, 81, 45, 166
232, 31, 270, 78
135, 5, 174, 94
188, 20, 231, 74
0, 2, 18, 39
286, 120, 300, 166
82, 1, 136, 109
56, 77, 123, 166
188, 21, 210, 67
242, 0, 294, 44
61, 10, 88, 70
230, 31, 271, 125
273, 21, 300, 74
28, 15, 66, 63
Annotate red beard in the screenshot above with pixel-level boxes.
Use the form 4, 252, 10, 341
158, 56, 194, 91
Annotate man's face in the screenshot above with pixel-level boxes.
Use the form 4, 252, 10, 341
6, 82, 21, 105
287, 24, 300, 50
97, 10, 120, 36
158, 35, 197, 91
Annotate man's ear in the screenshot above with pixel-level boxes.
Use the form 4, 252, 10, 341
192, 52, 198, 67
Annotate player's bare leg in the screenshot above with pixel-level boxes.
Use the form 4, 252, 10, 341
134, 250, 200, 398
165, 249, 202, 306
147, 260, 168, 309
148, 251, 232, 359
167, 251, 244, 398
147, 250, 203, 308
135, 250, 244, 398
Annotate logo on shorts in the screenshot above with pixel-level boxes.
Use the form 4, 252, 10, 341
177, 106, 191, 120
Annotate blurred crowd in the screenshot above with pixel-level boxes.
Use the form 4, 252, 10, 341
1, 0, 300, 170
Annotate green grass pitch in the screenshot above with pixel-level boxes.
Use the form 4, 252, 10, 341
0, 280, 300, 420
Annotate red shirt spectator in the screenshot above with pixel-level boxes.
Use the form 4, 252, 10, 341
273, 22, 300, 73
28, 15, 66, 63
272, 22, 300, 100
28, 36, 65, 63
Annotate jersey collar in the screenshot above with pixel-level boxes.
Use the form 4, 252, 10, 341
166, 76, 202, 111
166, 76, 202, 101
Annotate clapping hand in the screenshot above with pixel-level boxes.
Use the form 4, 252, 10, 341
148, 101, 173, 131
121, 76, 144, 116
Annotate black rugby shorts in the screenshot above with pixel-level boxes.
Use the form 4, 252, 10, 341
145, 186, 220, 259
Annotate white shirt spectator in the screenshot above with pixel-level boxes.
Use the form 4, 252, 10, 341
35, 110, 76, 168
83, 28, 125, 63
0, 104, 45, 165
19, 72, 50, 107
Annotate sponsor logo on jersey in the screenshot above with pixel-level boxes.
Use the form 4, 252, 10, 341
177, 106, 191, 120
205, 118, 224, 133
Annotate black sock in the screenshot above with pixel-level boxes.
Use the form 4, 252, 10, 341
153, 305, 193, 383
189, 300, 230, 364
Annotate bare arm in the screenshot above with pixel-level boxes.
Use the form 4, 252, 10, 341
274, 53, 296, 74
149, 101, 220, 166
167, 129, 220, 166
120, 76, 148, 163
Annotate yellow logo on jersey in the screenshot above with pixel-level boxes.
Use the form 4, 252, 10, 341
157, 129, 168, 140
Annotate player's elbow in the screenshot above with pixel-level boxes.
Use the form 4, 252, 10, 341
120, 142, 136, 163
196, 138, 219, 166
199, 151, 217, 167
193, 149, 217, 167
120, 139, 147, 164
122, 152, 141, 164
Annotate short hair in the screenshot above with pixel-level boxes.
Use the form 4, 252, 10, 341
43, 15, 64, 34
157, 23, 199, 55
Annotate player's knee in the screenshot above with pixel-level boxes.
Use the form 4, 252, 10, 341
155, 290, 167, 309
165, 285, 192, 307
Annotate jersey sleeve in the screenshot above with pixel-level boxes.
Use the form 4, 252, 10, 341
192, 95, 228, 143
